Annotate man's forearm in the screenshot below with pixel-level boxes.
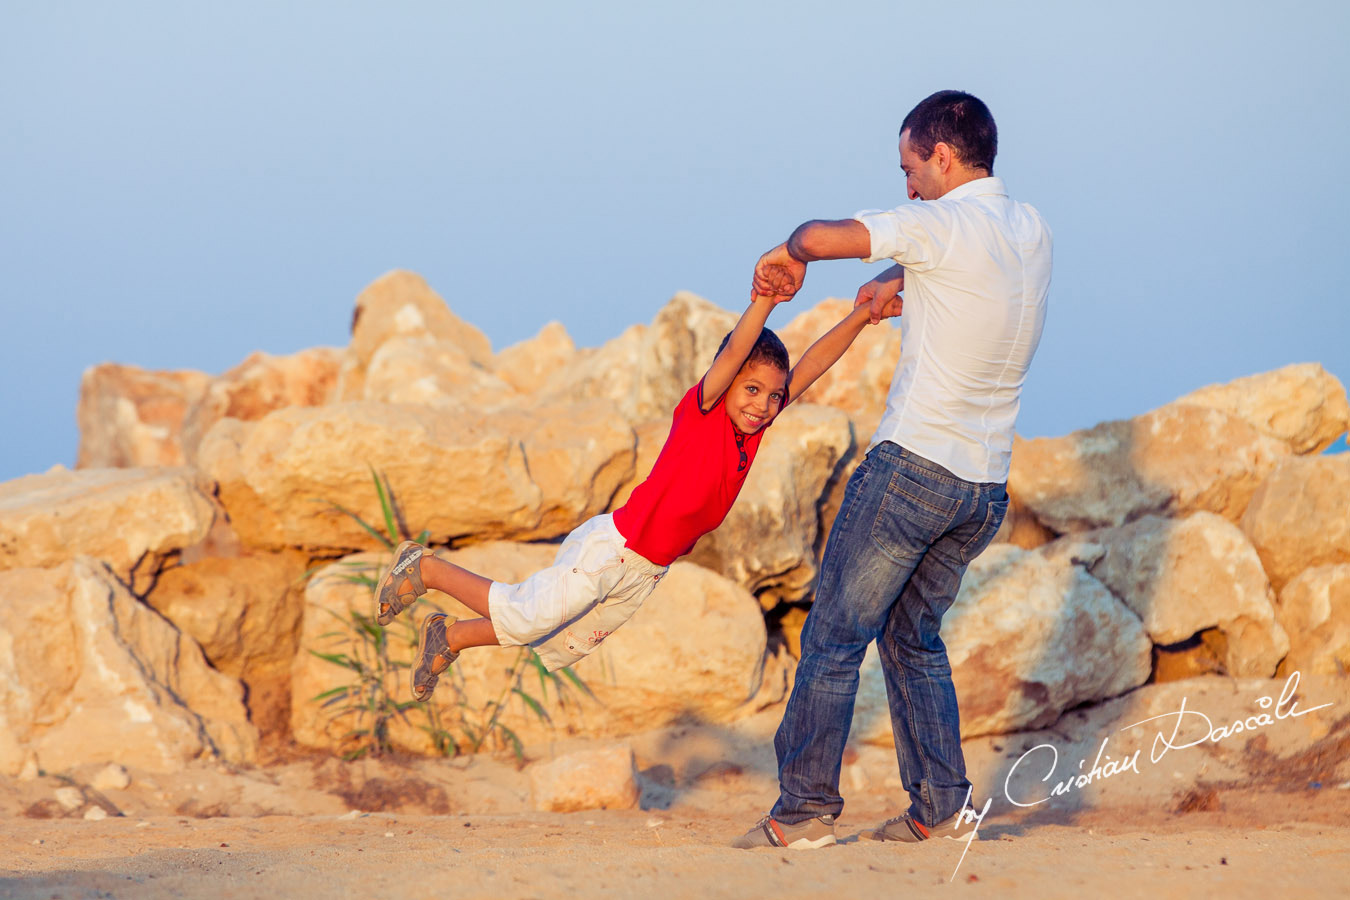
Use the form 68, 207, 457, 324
785, 219, 873, 263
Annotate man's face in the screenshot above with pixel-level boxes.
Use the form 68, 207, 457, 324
899, 129, 944, 201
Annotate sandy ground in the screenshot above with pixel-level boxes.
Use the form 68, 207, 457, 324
4, 675, 1349, 899
4, 808, 1349, 899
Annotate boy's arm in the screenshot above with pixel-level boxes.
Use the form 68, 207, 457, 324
701, 294, 784, 411
787, 295, 901, 404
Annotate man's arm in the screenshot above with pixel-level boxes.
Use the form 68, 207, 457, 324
787, 294, 901, 404
752, 219, 872, 302
700, 294, 785, 411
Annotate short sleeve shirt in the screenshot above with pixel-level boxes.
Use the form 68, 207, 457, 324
611, 381, 770, 566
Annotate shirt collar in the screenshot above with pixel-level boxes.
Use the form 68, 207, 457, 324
939, 176, 1007, 201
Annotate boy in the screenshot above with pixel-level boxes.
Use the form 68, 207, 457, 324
375, 291, 899, 701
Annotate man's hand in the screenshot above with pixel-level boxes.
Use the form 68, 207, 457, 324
854, 265, 905, 324
752, 243, 807, 302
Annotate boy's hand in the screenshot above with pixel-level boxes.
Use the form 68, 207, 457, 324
752, 243, 807, 302
854, 265, 905, 324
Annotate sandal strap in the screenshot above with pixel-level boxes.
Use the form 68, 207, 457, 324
403, 551, 426, 597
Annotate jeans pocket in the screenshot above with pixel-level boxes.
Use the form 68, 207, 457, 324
871, 472, 960, 563
959, 498, 1009, 564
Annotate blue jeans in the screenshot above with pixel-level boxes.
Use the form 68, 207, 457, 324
772, 442, 1008, 826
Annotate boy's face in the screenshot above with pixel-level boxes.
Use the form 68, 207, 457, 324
725, 361, 787, 434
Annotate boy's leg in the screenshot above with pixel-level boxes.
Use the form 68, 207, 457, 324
418, 555, 492, 618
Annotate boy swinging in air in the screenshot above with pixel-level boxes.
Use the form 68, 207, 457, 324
375, 288, 900, 699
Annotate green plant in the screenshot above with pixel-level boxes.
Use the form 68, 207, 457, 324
306, 468, 588, 762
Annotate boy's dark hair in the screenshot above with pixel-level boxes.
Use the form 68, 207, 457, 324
900, 90, 997, 174
716, 327, 790, 373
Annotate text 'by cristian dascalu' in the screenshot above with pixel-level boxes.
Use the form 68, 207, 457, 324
1001, 671, 1333, 808
945, 671, 1333, 882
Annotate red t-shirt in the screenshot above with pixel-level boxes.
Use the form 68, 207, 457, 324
612, 381, 775, 566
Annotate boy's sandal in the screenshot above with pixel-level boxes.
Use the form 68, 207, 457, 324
375, 541, 428, 626
412, 612, 459, 702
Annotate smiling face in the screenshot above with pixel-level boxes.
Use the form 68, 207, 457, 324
723, 360, 787, 434
899, 128, 946, 201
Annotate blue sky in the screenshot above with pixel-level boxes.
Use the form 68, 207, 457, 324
3, 1, 1347, 482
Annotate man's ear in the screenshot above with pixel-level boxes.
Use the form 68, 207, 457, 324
933, 141, 954, 172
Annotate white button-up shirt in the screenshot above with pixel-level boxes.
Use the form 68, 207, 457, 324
855, 176, 1052, 483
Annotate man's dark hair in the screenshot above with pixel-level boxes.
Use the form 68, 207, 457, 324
900, 90, 997, 174
716, 327, 789, 373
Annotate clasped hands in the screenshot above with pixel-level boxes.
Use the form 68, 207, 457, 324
752, 243, 904, 323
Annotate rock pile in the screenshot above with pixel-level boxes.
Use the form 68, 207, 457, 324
2, 269, 1346, 791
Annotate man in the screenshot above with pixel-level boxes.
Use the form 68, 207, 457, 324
734, 90, 1053, 849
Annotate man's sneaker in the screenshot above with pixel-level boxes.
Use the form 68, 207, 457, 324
731, 814, 837, 849
868, 807, 978, 842
375, 541, 428, 626
411, 612, 458, 702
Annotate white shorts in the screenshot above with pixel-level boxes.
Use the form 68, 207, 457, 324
487, 514, 668, 671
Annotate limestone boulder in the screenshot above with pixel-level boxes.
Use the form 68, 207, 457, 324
537, 292, 736, 421
0, 467, 215, 579
1241, 453, 1350, 591
291, 549, 767, 756
685, 403, 853, 607
1009, 403, 1291, 533
76, 363, 211, 468
197, 400, 633, 551
488, 404, 636, 541
989, 491, 1057, 551
361, 335, 514, 409
1276, 564, 1350, 676
607, 419, 671, 511
0, 558, 258, 776
778, 297, 902, 434
349, 270, 493, 369
1176, 362, 1349, 454
494, 321, 577, 395
574, 561, 769, 727
529, 743, 639, 812
630, 292, 739, 421
1040, 513, 1286, 677
179, 347, 343, 463
851, 544, 1151, 744
146, 550, 310, 736
537, 324, 647, 412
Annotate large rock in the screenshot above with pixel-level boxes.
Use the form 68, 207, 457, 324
851, 544, 1151, 744
1176, 363, 1349, 454
291, 548, 767, 756
179, 347, 343, 463
1276, 564, 1350, 676
197, 401, 633, 550
1241, 453, 1350, 591
528, 743, 639, 812
145, 550, 310, 735
0, 467, 216, 579
76, 363, 211, 468
778, 297, 902, 435
349, 270, 493, 369
0, 558, 258, 776
538, 293, 736, 421
361, 335, 513, 409
1009, 403, 1291, 533
630, 292, 739, 420
1041, 513, 1287, 677
685, 403, 853, 607
494, 321, 577, 395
